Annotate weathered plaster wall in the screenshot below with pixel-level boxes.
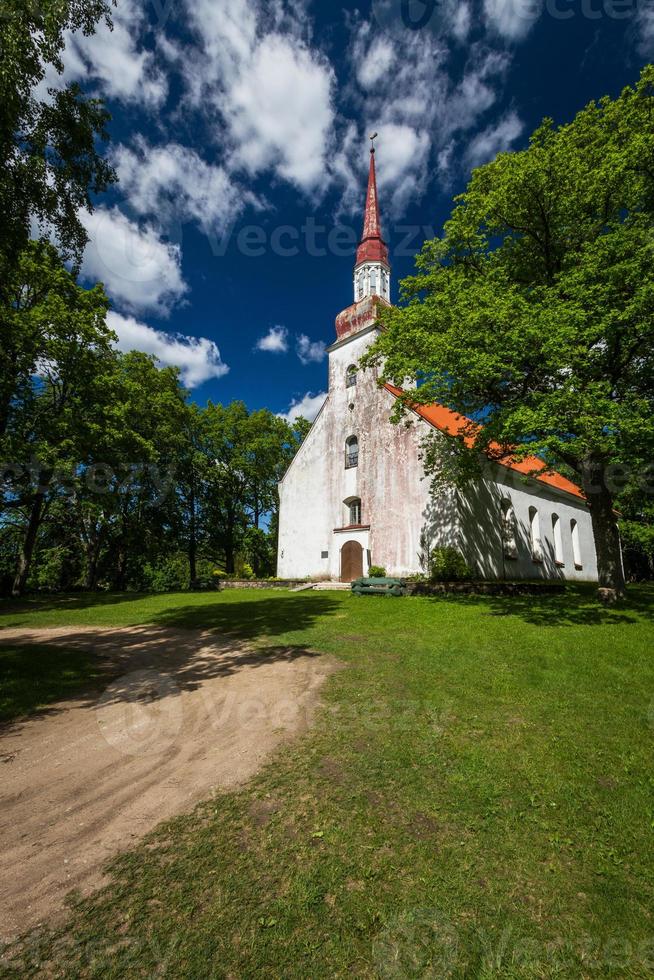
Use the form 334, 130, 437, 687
278, 326, 459, 580
458, 468, 598, 582
277, 397, 331, 580
278, 324, 600, 584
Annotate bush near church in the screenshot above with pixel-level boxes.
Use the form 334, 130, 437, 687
368, 565, 387, 578
429, 547, 472, 582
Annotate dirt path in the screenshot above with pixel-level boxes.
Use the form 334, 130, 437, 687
0, 626, 333, 941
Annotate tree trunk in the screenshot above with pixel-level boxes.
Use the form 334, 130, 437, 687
83, 540, 100, 591
114, 543, 128, 591
225, 545, 235, 575
12, 492, 45, 597
188, 479, 197, 584
582, 463, 626, 600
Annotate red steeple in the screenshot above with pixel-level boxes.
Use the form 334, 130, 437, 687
355, 144, 389, 267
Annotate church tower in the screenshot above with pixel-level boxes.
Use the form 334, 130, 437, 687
334, 137, 391, 344
353, 137, 391, 304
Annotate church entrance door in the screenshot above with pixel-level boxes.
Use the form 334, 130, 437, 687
340, 540, 363, 582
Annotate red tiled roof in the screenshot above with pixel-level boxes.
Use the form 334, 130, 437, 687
384, 383, 585, 501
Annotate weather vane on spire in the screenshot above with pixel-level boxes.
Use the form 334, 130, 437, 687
369, 131, 378, 152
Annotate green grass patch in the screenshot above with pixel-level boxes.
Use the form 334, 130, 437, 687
0, 644, 101, 724
1, 586, 654, 977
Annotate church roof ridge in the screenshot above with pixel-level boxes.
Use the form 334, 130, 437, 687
383, 383, 586, 501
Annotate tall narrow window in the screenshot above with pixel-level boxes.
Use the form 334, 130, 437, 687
571, 519, 582, 569
370, 268, 377, 293
349, 498, 362, 525
529, 506, 542, 562
346, 365, 357, 388
501, 499, 518, 559
552, 513, 563, 565
345, 435, 359, 469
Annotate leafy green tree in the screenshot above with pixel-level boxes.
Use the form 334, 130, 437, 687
365, 67, 654, 598
1, 0, 117, 440
2, 243, 114, 595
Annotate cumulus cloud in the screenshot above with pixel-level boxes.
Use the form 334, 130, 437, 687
256, 325, 289, 353
356, 37, 395, 89
79, 207, 187, 315
111, 139, 250, 237
341, 18, 512, 217
107, 311, 229, 388
635, 6, 654, 55
465, 111, 525, 168
278, 391, 327, 423
483, 0, 543, 40
182, 0, 335, 194
38, 0, 167, 107
296, 334, 327, 365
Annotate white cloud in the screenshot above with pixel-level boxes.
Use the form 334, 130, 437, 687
228, 35, 335, 191
79, 207, 187, 315
483, 0, 543, 40
357, 37, 395, 89
111, 140, 249, 237
38, 0, 167, 107
374, 123, 432, 216
452, 2, 472, 41
465, 111, 525, 168
107, 311, 229, 388
182, 0, 335, 194
636, 6, 654, 55
296, 334, 327, 365
278, 391, 327, 423
342, 19, 512, 217
256, 325, 289, 353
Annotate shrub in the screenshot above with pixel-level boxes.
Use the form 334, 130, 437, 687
241, 562, 255, 581
142, 554, 189, 593
368, 565, 387, 578
429, 547, 472, 582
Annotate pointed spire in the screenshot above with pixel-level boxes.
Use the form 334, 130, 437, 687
356, 140, 389, 267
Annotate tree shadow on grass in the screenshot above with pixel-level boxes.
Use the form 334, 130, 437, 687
0, 591, 157, 624
148, 592, 340, 639
0, 594, 341, 728
445, 584, 654, 627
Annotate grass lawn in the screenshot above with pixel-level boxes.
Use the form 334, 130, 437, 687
1, 586, 654, 977
0, 645, 102, 724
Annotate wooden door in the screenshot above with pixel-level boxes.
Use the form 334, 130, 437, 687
340, 540, 363, 582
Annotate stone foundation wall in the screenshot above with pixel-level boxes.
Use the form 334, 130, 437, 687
218, 580, 306, 590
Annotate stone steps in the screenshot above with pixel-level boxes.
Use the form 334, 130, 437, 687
312, 581, 352, 591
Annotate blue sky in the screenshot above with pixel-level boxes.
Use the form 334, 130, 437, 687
43, 0, 652, 421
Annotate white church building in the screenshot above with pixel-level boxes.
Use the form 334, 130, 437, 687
277, 145, 599, 584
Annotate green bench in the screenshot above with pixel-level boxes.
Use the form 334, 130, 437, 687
351, 577, 407, 597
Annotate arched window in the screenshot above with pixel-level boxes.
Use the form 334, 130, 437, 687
552, 513, 563, 565
370, 268, 378, 293
346, 365, 357, 388
348, 498, 362, 525
571, 519, 582, 569
345, 435, 359, 469
501, 498, 518, 559
529, 506, 542, 562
